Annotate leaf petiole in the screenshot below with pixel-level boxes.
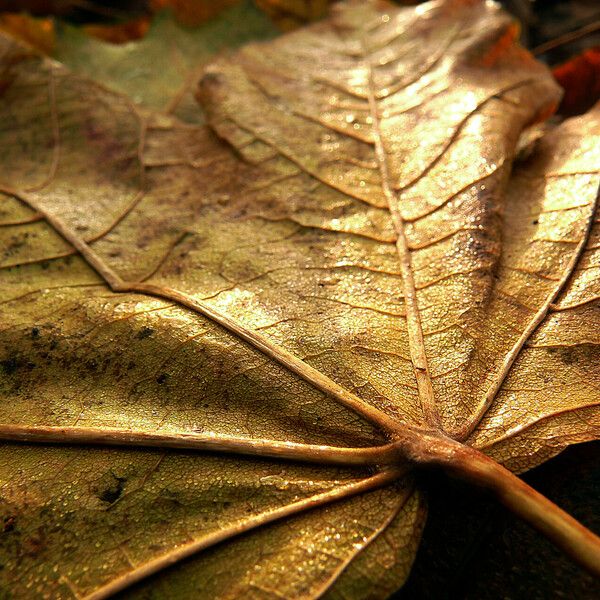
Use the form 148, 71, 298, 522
392, 430, 600, 578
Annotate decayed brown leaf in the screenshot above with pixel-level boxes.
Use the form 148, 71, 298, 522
0, 0, 599, 598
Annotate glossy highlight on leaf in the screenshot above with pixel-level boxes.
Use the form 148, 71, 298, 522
0, 0, 599, 598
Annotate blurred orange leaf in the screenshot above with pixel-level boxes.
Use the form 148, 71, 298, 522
0, 12, 54, 54
553, 46, 600, 116
83, 16, 150, 44
150, 0, 241, 27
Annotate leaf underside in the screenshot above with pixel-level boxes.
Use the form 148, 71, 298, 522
0, 0, 599, 598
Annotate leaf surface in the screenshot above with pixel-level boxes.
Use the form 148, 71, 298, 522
0, 0, 599, 598
198, 0, 569, 440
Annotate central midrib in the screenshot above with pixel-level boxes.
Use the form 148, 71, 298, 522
363, 55, 440, 429
360, 42, 599, 441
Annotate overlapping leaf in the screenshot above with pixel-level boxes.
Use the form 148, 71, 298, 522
0, 0, 599, 598
53, 0, 277, 123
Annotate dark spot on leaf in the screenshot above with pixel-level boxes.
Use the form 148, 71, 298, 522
31, 327, 40, 339
1, 357, 19, 374
85, 359, 98, 372
157, 373, 168, 384
557, 346, 578, 365
23, 531, 45, 557
200, 71, 224, 90
136, 327, 154, 340
98, 475, 126, 504
3, 516, 16, 533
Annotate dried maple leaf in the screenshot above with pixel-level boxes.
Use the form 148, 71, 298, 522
0, 1, 599, 598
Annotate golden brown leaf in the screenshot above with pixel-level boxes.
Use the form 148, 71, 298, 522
198, 0, 564, 441
0, 0, 599, 598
